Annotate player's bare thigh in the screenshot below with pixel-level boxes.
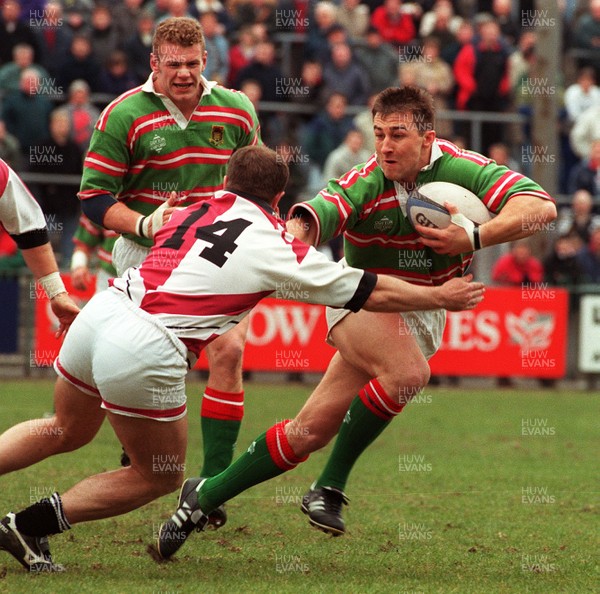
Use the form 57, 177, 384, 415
330, 309, 430, 401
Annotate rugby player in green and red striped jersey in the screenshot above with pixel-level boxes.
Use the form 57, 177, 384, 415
77, 17, 261, 527
289, 86, 557, 535
154, 86, 556, 558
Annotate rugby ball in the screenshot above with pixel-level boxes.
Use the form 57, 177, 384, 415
406, 182, 493, 230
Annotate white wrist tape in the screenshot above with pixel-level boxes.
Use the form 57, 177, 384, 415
450, 212, 476, 250
141, 201, 173, 239
38, 272, 67, 299
70, 250, 88, 271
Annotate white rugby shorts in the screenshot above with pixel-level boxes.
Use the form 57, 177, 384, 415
326, 307, 446, 361
55, 288, 188, 421
112, 236, 150, 276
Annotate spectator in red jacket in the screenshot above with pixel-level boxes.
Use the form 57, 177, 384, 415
453, 15, 511, 151
370, 0, 417, 48
491, 239, 544, 287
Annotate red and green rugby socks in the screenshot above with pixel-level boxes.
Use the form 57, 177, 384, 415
200, 388, 244, 477
314, 379, 406, 491
198, 420, 307, 512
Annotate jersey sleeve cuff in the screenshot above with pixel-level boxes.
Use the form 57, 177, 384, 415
10, 228, 50, 250
288, 203, 322, 245
344, 271, 377, 312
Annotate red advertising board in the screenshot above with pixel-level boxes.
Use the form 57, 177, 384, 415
34, 282, 568, 378
430, 287, 568, 377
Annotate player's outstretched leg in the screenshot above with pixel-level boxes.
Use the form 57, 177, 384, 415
156, 419, 307, 559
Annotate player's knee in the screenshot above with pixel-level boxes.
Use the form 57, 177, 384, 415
387, 362, 430, 404
209, 337, 245, 372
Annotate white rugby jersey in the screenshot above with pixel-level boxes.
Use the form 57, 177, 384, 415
112, 190, 376, 357
0, 158, 49, 248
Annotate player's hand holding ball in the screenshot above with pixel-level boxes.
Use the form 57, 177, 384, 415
407, 181, 492, 256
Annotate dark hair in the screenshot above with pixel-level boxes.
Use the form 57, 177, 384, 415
372, 86, 435, 134
226, 146, 289, 202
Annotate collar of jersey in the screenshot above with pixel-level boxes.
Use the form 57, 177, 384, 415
419, 140, 443, 172
222, 187, 276, 216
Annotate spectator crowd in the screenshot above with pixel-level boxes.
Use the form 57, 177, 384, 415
0, 0, 600, 292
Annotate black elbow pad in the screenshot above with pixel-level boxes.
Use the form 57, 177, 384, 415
81, 193, 118, 226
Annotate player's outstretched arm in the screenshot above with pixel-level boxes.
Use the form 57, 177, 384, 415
364, 273, 484, 313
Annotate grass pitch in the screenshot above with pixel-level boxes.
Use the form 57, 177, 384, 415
0, 379, 598, 593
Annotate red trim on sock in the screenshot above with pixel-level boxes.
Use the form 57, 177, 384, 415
358, 379, 404, 420
369, 379, 406, 414
201, 388, 244, 421
265, 420, 308, 471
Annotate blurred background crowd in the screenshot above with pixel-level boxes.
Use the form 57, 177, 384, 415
0, 0, 599, 295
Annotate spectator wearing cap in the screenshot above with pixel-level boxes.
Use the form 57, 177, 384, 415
62, 0, 94, 36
